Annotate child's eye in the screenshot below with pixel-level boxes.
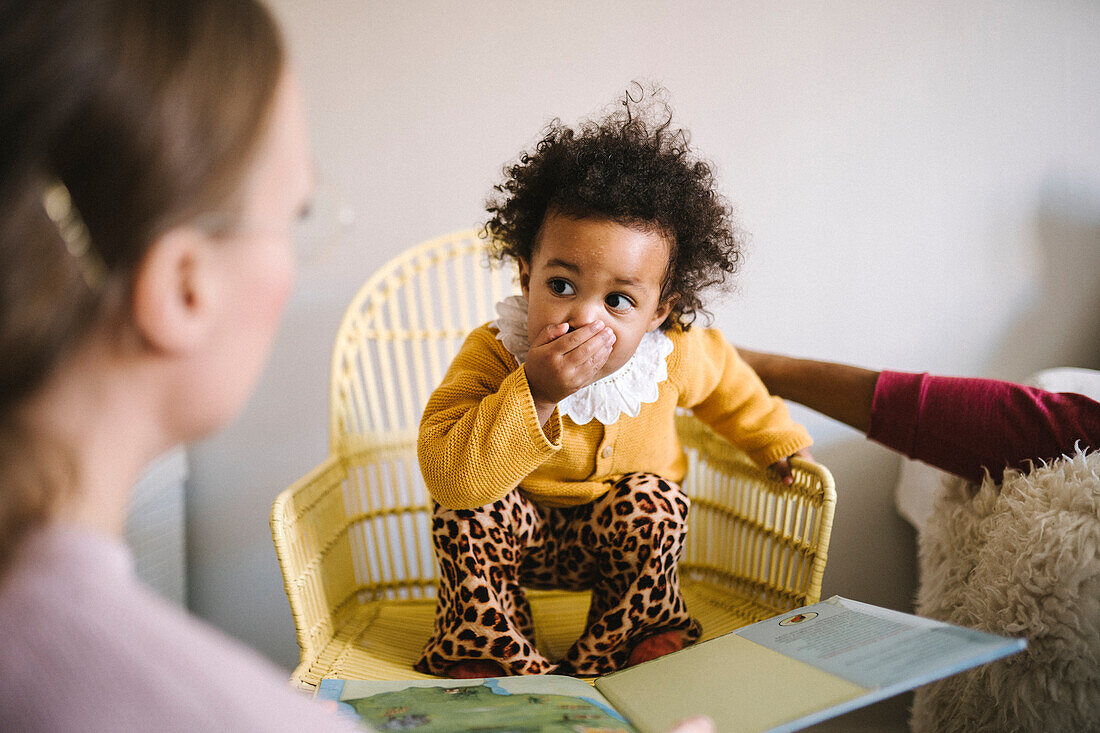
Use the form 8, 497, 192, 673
548, 278, 574, 296
605, 293, 635, 311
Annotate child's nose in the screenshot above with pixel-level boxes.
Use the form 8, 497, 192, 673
567, 300, 604, 331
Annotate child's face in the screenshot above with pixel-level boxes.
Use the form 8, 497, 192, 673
519, 212, 673, 381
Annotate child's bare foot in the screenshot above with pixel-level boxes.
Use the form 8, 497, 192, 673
445, 659, 507, 679
627, 630, 683, 667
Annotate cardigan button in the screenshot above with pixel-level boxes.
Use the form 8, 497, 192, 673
600, 445, 613, 459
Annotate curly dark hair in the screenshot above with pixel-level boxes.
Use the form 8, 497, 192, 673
484, 85, 745, 330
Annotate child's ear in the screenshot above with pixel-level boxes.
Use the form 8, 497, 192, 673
648, 294, 678, 331
131, 226, 216, 354
518, 257, 531, 298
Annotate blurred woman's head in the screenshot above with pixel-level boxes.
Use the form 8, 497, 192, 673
0, 0, 308, 568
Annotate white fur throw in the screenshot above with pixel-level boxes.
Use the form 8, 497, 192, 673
911, 448, 1100, 732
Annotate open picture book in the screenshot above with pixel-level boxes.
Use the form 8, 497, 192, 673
315, 595, 1025, 733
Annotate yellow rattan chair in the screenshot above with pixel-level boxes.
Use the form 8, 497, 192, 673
271, 229, 836, 690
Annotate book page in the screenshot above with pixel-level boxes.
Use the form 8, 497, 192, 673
595, 634, 867, 733
597, 596, 1025, 733
736, 596, 1025, 690
316, 676, 636, 731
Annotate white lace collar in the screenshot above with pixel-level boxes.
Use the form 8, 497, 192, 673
491, 295, 673, 425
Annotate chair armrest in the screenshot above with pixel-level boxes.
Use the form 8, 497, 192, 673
676, 414, 836, 608
271, 453, 363, 662
271, 431, 436, 664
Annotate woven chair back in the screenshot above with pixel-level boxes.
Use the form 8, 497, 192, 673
326, 230, 515, 598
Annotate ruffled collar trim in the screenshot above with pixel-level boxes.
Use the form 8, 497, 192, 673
491, 295, 673, 425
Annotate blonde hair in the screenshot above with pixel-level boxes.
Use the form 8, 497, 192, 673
0, 0, 285, 573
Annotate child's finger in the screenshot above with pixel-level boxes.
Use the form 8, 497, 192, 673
531, 322, 570, 347
770, 457, 795, 485
562, 325, 615, 364
551, 320, 608, 354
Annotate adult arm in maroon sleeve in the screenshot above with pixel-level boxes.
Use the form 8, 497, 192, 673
868, 370, 1100, 483
737, 349, 1100, 484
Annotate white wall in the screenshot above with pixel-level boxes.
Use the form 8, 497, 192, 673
185, 2, 1100, 722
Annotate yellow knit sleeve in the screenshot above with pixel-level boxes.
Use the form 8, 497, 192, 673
676, 328, 813, 467
417, 325, 563, 509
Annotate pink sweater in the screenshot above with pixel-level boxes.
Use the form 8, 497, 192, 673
869, 370, 1100, 483
0, 525, 360, 732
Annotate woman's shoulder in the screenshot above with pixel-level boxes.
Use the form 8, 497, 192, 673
0, 525, 355, 731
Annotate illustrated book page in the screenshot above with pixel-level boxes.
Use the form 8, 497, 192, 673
316, 675, 635, 732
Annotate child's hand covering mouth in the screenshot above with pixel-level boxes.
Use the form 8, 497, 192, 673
524, 319, 616, 411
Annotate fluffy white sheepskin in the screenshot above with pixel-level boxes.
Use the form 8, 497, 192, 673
911, 448, 1100, 732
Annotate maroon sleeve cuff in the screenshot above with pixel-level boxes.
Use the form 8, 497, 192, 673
868, 370, 926, 456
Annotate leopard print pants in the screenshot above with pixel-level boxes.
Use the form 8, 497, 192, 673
415, 472, 702, 677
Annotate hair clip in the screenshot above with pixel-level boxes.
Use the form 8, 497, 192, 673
41, 181, 106, 289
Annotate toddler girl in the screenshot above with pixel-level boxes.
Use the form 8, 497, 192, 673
416, 89, 812, 679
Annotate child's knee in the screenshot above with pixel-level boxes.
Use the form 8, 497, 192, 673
607, 472, 690, 525
431, 496, 539, 556
434, 501, 507, 531
432, 502, 502, 553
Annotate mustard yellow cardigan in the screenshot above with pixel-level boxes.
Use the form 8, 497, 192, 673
418, 324, 812, 509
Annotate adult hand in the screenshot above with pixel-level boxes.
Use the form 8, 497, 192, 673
524, 320, 615, 423
665, 715, 715, 733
